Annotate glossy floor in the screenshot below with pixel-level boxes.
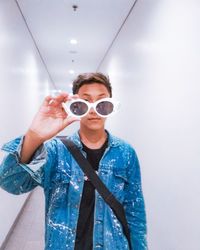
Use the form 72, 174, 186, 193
3, 188, 44, 250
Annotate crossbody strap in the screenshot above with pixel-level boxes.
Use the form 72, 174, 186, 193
59, 137, 132, 249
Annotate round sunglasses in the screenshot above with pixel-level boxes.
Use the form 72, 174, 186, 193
62, 98, 120, 118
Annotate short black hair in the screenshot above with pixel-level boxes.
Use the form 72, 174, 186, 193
72, 72, 112, 97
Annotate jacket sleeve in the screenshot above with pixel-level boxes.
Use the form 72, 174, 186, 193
124, 147, 148, 250
0, 136, 56, 195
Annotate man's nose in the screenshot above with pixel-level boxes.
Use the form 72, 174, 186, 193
89, 107, 95, 113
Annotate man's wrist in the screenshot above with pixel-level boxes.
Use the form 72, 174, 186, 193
25, 129, 45, 146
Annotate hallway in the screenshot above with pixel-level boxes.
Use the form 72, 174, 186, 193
1, 0, 200, 249
2, 188, 44, 250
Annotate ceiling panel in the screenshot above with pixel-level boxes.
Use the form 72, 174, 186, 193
17, 0, 135, 90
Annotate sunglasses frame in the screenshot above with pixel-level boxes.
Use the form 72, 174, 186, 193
62, 97, 120, 118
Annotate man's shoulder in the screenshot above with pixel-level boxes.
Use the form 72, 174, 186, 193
108, 133, 136, 153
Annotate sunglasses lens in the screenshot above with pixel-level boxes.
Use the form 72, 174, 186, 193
70, 101, 88, 116
96, 101, 114, 116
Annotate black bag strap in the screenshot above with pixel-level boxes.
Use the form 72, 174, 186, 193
59, 137, 132, 249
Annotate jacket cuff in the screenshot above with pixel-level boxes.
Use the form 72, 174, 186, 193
1, 136, 24, 155
1, 136, 47, 172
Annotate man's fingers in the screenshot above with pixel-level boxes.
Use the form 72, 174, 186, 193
42, 93, 79, 112
63, 116, 80, 127
72, 94, 79, 100
42, 93, 70, 106
43, 96, 53, 106
54, 92, 69, 103
44, 93, 69, 107
63, 94, 80, 103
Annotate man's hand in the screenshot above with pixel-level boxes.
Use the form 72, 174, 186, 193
20, 92, 80, 163
28, 92, 80, 142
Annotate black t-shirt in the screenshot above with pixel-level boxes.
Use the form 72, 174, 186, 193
74, 139, 108, 250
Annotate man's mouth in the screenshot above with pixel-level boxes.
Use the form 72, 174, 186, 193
88, 117, 101, 121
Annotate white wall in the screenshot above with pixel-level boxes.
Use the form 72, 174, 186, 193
0, 0, 52, 246
100, 0, 200, 249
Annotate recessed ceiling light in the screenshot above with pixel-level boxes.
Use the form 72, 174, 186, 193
70, 39, 78, 44
69, 70, 75, 74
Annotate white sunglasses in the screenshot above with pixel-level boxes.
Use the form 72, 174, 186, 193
62, 98, 120, 118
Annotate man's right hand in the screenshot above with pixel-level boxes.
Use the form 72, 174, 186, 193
20, 92, 80, 163
28, 92, 80, 142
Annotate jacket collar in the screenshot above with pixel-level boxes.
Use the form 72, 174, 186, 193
68, 130, 120, 149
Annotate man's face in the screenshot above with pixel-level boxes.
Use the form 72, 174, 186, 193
77, 83, 110, 131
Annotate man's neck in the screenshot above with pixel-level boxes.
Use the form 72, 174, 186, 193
79, 127, 107, 149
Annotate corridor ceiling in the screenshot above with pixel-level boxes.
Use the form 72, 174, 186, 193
16, 0, 136, 90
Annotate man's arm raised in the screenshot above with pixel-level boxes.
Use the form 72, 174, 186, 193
20, 93, 80, 163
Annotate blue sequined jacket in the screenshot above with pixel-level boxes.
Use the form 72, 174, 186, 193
0, 131, 147, 250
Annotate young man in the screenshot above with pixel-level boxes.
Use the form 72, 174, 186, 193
0, 73, 147, 250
